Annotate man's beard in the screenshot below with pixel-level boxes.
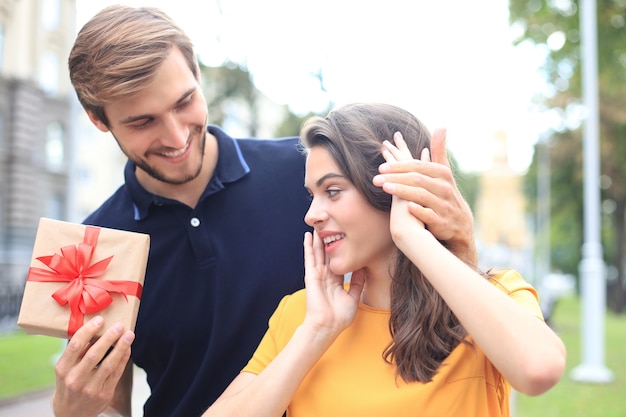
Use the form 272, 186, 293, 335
114, 126, 207, 185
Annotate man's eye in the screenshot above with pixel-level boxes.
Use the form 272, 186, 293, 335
131, 119, 152, 129
178, 95, 193, 109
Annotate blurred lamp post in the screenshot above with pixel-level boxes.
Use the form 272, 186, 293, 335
570, 0, 613, 383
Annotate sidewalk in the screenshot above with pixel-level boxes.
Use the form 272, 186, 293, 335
0, 366, 150, 417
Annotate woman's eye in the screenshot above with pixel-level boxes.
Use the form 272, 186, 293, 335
327, 189, 340, 197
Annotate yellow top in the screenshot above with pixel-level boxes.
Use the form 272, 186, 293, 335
243, 269, 543, 417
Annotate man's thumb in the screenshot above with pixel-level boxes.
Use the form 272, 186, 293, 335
430, 128, 450, 167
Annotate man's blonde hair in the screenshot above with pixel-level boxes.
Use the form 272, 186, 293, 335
69, 5, 198, 126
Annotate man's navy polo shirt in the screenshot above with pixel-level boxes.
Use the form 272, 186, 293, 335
83, 125, 311, 417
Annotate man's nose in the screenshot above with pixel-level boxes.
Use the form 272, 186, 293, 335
160, 114, 189, 148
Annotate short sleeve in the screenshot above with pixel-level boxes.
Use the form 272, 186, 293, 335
242, 289, 307, 375
491, 269, 545, 320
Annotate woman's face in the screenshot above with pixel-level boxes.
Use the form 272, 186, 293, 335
304, 145, 395, 276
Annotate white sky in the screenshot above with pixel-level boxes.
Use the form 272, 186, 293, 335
75, 0, 553, 173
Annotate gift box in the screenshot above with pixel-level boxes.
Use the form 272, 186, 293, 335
17, 218, 150, 339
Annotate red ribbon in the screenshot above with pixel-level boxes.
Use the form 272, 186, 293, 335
26, 226, 143, 337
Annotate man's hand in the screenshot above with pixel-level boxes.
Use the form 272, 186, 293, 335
373, 128, 477, 264
52, 316, 134, 417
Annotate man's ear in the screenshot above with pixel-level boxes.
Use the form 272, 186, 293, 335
86, 110, 110, 133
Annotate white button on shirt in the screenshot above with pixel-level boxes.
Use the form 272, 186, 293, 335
190, 217, 200, 227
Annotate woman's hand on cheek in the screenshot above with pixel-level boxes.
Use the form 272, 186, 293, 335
302, 231, 360, 338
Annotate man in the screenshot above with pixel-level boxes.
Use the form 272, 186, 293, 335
52, 5, 477, 417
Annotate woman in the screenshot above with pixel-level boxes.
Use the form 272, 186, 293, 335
203, 103, 566, 417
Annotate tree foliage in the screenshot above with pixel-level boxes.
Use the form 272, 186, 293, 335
447, 154, 481, 213
199, 61, 327, 139
274, 109, 320, 138
200, 62, 260, 136
509, 0, 626, 312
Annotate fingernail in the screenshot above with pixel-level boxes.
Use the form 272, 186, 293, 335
92, 316, 104, 326
383, 182, 396, 192
122, 331, 135, 344
113, 322, 124, 334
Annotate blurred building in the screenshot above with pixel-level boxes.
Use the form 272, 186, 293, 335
475, 130, 532, 278
0, 0, 76, 300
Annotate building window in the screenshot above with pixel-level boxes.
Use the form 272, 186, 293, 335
0, 112, 4, 152
0, 24, 4, 69
42, 0, 60, 30
46, 192, 65, 220
45, 122, 65, 172
0, 190, 3, 233
39, 51, 59, 95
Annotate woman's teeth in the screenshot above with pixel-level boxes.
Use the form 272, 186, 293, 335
323, 234, 345, 245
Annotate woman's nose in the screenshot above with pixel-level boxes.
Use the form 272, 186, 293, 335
304, 199, 327, 227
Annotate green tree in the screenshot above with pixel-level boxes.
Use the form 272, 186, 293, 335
448, 154, 480, 213
274, 109, 320, 138
509, 0, 626, 312
200, 61, 260, 136
525, 134, 584, 277
273, 67, 332, 138
200, 62, 328, 140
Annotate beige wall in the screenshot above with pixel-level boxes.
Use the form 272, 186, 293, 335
0, 0, 75, 95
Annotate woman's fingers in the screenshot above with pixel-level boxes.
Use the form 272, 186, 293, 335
303, 232, 314, 270
382, 132, 415, 163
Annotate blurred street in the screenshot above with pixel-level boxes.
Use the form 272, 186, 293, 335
0, 366, 150, 417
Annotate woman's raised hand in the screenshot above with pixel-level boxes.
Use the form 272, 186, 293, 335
381, 132, 429, 247
302, 231, 364, 338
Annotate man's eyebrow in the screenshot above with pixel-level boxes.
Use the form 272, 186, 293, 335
119, 87, 197, 125
176, 87, 197, 104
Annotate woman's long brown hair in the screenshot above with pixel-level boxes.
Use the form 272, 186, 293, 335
300, 103, 469, 383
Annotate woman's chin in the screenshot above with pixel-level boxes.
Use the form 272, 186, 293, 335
328, 261, 351, 277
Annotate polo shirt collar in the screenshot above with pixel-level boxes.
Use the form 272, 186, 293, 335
124, 125, 250, 221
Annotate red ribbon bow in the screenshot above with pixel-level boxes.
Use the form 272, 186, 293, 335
26, 226, 143, 337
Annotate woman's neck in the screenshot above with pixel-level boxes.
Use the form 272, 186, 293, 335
358, 265, 392, 309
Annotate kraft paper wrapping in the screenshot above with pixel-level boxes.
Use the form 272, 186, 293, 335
17, 217, 150, 339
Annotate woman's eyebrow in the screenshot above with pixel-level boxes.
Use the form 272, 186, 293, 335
315, 173, 344, 187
